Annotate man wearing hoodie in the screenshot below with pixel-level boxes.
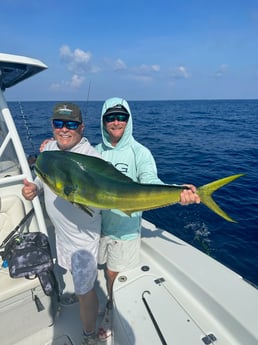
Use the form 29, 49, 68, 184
95, 97, 200, 341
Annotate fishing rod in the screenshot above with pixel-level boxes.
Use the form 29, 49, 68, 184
19, 102, 38, 170
84, 80, 91, 120
19, 102, 37, 157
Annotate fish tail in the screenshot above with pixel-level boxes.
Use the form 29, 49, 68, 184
197, 174, 244, 223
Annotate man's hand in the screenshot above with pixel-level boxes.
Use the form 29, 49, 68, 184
40, 138, 54, 152
180, 184, 201, 205
22, 178, 37, 200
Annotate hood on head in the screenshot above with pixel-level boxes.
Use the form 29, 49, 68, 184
100, 97, 133, 149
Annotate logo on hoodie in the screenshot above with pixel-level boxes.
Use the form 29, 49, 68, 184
115, 163, 128, 173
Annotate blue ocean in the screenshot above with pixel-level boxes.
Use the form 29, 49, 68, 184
9, 99, 258, 287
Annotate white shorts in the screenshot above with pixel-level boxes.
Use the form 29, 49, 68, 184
56, 239, 99, 296
71, 249, 98, 295
98, 236, 141, 272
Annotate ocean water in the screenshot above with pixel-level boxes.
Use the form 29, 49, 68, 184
9, 99, 258, 287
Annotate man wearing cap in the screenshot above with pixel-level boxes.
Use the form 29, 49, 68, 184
95, 97, 200, 341
22, 102, 101, 345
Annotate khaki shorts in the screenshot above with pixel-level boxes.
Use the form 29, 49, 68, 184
98, 236, 141, 272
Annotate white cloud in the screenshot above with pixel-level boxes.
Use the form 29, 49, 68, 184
127, 74, 153, 83
60, 45, 91, 64
135, 64, 160, 73
151, 64, 160, 72
171, 65, 190, 79
59, 45, 98, 74
59, 45, 71, 58
55, 46, 163, 90
113, 58, 127, 71
124, 63, 160, 83
50, 45, 100, 92
102, 58, 127, 71
49, 82, 61, 91
49, 74, 85, 91
215, 64, 228, 78
70, 74, 85, 88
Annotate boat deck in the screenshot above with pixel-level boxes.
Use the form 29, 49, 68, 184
1, 216, 258, 345
12, 269, 111, 345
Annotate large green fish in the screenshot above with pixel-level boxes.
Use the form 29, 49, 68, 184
35, 151, 244, 222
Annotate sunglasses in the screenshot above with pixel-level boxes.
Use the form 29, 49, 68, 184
103, 114, 129, 123
52, 119, 81, 130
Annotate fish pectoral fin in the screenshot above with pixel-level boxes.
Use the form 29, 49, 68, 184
72, 202, 95, 217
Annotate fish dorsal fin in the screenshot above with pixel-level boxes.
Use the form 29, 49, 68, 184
98, 160, 134, 183
69, 152, 135, 184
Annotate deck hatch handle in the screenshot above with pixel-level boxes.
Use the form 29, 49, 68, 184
154, 277, 165, 285
142, 290, 167, 345
202, 333, 217, 344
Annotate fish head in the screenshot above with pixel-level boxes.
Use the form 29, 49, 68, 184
35, 151, 71, 197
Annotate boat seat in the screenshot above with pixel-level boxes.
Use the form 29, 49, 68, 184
0, 194, 26, 245
0, 269, 39, 302
0, 194, 39, 302
0, 160, 21, 178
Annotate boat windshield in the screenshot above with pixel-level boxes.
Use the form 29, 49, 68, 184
0, 111, 20, 178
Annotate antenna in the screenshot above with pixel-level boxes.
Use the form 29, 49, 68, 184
85, 80, 91, 118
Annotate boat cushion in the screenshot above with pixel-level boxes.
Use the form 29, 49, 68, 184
0, 194, 25, 245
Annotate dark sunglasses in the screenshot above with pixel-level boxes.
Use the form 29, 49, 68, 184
52, 119, 81, 130
103, 114, 129, 123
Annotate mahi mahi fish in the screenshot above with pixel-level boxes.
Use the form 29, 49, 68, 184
35, 151, 244, 222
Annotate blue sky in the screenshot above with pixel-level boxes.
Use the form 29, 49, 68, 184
1, 0, 258, 101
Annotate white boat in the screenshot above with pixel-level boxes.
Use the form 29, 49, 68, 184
0, 53, 257, 345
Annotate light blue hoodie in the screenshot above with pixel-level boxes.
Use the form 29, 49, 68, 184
95, 97, 163, 240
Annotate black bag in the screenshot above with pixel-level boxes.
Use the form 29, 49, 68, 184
4, 232, 57, 296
